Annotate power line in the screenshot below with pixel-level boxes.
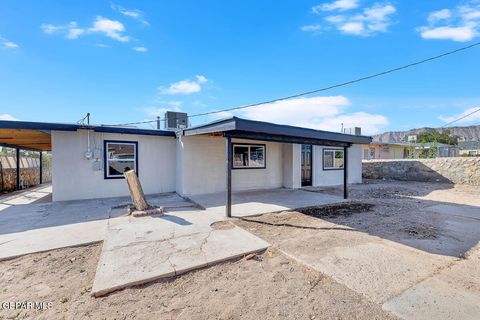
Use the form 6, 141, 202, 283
187, 41, 480, 119
441, 107, 480, 127
108, 119, 162, 127
106, 41, 480, 127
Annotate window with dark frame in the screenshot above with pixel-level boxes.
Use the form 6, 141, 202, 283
323, 149, 344, 170
233, 144, 265, 168
104, 141, 138, 179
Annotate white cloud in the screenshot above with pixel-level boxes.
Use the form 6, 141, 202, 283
41, 17, 129, 42
301, 24, 322, 32
419, 24, 477, 42
438, 107, 480, 124
41, 22, 85, 39
418, 1, 480, 42
324, 15, 345, 23
338, 22, 364, 35
0, 114, 19, 121
144, 101, 183, 118
308, 2, 396, 37
159, 75, 208, 95
238, 96, 388, 135
133, 46, 148, 52
313, 0, 359, 13
89, 16, 129, 42
0, 36, 19, 49
195, 75, 208, 84
111, 3, 149, 25
428, 9, 452, 24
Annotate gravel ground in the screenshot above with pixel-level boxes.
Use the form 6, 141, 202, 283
2, 180, 478, 320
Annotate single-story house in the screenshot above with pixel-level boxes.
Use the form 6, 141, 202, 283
361, 142, 411, 160
0, 115, 371, 216
458, 141, 480, 156
362, 142, 459, 160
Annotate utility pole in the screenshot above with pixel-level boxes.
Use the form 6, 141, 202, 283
156, 116, 161, 130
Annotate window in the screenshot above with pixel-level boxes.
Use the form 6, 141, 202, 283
104, 141, 138, 179
323, 149, 344, 170
233, 144, 265, 169
363, 149, 369, 160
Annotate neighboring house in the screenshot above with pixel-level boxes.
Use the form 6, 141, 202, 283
362, 142, 458, 160
415, 142, 458, 158
361, 142, 410, 160
0, 115, 371, 208
458, 141, 480, 156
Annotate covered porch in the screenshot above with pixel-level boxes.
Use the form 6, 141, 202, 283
189, 187, 346, 217
0, 122, 53, 192
182, 117, 371, 217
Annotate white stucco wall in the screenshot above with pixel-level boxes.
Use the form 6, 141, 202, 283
176, 135, 284, 196
312, 144, 362, 187
51, 129, 363, 200
282, 143, 301, 189
52, 130, 176, 201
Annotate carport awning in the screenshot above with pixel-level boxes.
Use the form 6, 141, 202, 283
0, 129, 51, 151
183, 117, 372, 147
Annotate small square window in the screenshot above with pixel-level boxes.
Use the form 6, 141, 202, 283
233, 144, 265, 169
104, 141, 138, 179
323, 149, 344, 170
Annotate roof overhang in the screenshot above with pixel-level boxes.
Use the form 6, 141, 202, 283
0, 129, 52, 151
0, 120, 176, 151
184, 117, 372, 147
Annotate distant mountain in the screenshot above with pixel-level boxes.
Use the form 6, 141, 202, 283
373, 125, 480, 143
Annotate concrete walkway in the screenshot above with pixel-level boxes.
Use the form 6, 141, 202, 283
0, 188, 274, 296
0, 185, 129, 260
91, 208, 269, 296
189, 188, 346, 217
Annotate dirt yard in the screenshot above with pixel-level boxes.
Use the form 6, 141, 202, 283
0, 244, 395, 320
1, 180, 479, 320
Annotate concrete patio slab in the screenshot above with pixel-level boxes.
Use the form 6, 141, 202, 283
0, 189, 197, 261
0, 220, 108, 261
383, 244, 480, 320
189, 188, 346, 217
425, 203, 480, 220
91, 210, 270, 296
0, 184, 52, 206
278, 228, 453, 304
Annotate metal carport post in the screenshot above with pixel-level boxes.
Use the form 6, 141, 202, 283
226, 136, 232, 217
343, 146, 348, 199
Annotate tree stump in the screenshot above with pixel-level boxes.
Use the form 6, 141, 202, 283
123, 169, 149, 211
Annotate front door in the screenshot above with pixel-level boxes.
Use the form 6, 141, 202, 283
301, 144, 312, 186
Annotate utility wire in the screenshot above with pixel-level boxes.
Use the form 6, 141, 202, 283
106, 41, 480, 127
188, 42, 480, 119
108, 119, 162, 127
441, 107, 480, 127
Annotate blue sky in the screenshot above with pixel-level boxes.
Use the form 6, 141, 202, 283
1, 0, 480, 134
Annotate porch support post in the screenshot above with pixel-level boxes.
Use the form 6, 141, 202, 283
16, 148, 20, 191
226, 136, 232, 217
343, 146, 348, 199
39, 151, 43, 184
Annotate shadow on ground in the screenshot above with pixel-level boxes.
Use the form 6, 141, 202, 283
300, 180, 479, 257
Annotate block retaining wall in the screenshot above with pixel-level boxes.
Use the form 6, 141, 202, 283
362, 157, 480, 186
